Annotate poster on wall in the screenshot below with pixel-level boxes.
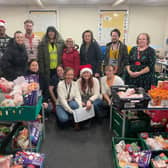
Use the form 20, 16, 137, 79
98, 10, 128, 46
29, 10, 57, 38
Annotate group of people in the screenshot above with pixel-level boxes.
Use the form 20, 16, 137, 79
0, 18, 156, 128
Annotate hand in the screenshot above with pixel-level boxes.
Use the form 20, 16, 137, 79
82, 102, 86, 107
43, 102, 48, 109
108, 99, 112, 106
86, 100, 92, 110
129, 71, 141, 78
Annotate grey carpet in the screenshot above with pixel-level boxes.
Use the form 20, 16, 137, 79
41, 114, 113, 168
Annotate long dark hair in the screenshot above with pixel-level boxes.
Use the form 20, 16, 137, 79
81, 76, 94, 94
82, 30, 94, 44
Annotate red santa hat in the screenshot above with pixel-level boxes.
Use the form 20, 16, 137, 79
0, 19, 6, 28
80, 64, 93, 76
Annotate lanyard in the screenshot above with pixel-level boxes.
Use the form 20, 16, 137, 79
25, 34, 34, 49
111, 42, 120, 50
64, 81, 72, 100
137, 49, 141, 59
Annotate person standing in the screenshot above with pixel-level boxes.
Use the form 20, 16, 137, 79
0, 19, 11, 75
104, 28, 128, 77
24, 19, 40, 61
125, 33, 156, 91
0, 31, 28, 81
38, 26, 64, 84
80, 30, 102, 77
62, 38, 80, 78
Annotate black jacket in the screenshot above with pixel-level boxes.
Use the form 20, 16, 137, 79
0, 39, 28, 81
80, 40, 102, 74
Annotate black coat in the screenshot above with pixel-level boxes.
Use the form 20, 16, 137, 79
80, 40, 102, 74
0, 39, 28, 81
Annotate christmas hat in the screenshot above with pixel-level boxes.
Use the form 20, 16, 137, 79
80, 64, 93, 76
0, 19, 6, 27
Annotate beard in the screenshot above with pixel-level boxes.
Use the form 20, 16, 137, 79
112, 39, 118, 44
26, 29, 32, 35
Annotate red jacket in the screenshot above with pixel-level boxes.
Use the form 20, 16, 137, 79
62, 48, 80, 78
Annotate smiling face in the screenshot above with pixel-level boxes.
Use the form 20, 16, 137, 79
65, 38, 74, 48
137, 33, 149, 48
65, 69, 74, 84
111, 31, 119, 44
0, 26, 5, 36
81, 71, 92, 80
29, 61, 39, 73
105, 65, 114, 78
24, 22, 33, 35
83, 32, 92, 44
57, 66, 64, 78
15, 32, 24, 45
48, 31, 56, 40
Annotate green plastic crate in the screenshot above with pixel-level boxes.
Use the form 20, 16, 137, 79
112, 110, 151, 137
112, 137, 147, 168
139, 132, 168, 151
5, 125, 43, 154
0, 97, 42, 121
150, 151, 168, 168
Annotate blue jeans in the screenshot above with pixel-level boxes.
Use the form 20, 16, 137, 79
93, 98, 107, 118
56, 100, 79, 123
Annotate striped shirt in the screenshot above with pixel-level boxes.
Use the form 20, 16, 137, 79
24, 34, 40, 61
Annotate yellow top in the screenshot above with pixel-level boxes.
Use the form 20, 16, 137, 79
109, 48, 119, 59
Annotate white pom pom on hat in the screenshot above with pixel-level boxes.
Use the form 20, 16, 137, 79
0, 19, 6, 28
80, 64, 93, 76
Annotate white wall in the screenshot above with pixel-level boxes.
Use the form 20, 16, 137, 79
0, 4, 168, 48
59, 6, 98, 45
128, 5, 168, 47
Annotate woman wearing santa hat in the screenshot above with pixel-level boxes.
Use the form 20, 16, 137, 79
77, 64, 104, 118
56, 67, 82, 126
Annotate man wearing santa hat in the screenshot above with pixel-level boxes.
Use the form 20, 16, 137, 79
0, 19, 11, 60
0, 19, 11, 76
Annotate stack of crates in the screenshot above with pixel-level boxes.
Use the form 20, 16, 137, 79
112, 109, 151, 137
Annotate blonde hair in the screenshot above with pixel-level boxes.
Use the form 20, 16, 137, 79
136, 33, 150, 45
65, 38, 74, 47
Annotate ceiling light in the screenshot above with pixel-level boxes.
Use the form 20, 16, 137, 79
112, 0, 125, 6
36, 0, 44, 7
